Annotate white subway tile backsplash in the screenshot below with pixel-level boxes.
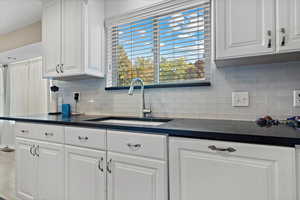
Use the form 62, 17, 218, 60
53, 62, 300, 121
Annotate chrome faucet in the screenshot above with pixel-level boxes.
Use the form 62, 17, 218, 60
128, 78, 151, 118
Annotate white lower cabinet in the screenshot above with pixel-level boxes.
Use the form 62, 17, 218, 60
65, 145, 106, 200
16, 138, 64, 200
107, 152, 168, 200
169, 137, 296, 200
16, 139, 37, 200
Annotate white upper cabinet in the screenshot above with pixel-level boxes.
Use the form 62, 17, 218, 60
216, 0, 300, 60
42, 0, 62, 78
169, 137, 296, 200
42, 0, 105, 79
216, 0, 276, 59
277, 0, 300, 53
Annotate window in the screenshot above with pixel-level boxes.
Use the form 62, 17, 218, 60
106, 0, 211, 88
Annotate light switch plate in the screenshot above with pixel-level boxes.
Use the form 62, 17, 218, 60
293, 90, 300, 107
232, 92, 249, 107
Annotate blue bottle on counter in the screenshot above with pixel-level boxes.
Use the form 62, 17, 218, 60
62, 104, 71, 118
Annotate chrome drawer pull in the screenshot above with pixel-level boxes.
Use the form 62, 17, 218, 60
34, 145, 40, 157
30, 145, 35, 156
78, 136, 88, 141
127, 143, 142, 151
98, 157, 104, 172
45, 132, 54, 137
208, 145, 236, 153
21, 130, 29, 133
107, 159, 112, 174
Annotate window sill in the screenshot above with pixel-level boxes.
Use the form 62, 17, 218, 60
105, 82, 211, 91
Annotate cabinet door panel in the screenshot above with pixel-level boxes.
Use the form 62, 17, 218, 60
216, 0, 275, 59
36, 141, 64, 200
278, 0, 300, 52
169, 138, 296, 200
42, 0, 61, 78
15, 138, 37, 200
65, 145, 106, 200
107, 152, 168, 200
61, 0, 85, 75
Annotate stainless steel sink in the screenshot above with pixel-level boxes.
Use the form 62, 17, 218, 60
85, 117, 172, 126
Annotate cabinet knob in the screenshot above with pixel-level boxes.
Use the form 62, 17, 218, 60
208, 145, 236, 153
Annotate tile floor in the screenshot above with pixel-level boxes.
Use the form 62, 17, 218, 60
0, 151, 15, 200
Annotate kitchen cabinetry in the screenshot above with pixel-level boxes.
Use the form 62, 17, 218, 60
107, 130, 168, 200
277, 0, 300, 53
42, 0, 105, 79
169, 137, 296, 200
216, 0, 300, 60
15, 139, 37, 200
64, 127, 107, 200
16, 138, 64, 200
65, 145, 106, 200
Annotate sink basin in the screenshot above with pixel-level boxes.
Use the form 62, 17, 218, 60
85, 117, 172, 126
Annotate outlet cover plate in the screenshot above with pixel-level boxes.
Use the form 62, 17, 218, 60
232, 92, 249, 107
293, 90, 300, 107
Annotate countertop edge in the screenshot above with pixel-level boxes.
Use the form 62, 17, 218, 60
1, 116, 299, 148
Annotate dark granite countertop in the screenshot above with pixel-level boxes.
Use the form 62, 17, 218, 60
1, 114, 300, 147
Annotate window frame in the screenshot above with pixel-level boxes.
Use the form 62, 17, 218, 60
105, 0, 212, 89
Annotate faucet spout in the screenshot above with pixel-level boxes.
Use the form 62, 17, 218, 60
128, 78, 151, 118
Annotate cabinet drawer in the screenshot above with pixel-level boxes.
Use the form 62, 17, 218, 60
65, 127, 106, 150
15, 122, 64, 143
107, 130, 167, 160
34, 124, 64, 143
15, 122, 35, 139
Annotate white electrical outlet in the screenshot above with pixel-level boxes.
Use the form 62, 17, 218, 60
232, 92, 249, 107
293, 90, 300, 107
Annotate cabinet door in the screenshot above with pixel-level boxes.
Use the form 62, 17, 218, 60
277, 0, 300, 52
169, 137, 296, 200
42, 0, 61, 78
216, 0, 275, 59
61, 0, 85, 76
15, 138, 37, 200
107, 152, 168, 200
36, 141, 64, 200
65, 145, 106, 200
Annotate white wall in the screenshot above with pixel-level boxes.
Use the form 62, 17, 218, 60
105, 0, 165, 18
53, 0, 300, 121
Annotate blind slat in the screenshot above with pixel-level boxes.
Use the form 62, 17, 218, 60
107, 2, 211, 87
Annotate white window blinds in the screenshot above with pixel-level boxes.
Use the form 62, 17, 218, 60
106, 1, 211, 87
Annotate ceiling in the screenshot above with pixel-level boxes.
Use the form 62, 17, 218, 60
0, 0, 42, 35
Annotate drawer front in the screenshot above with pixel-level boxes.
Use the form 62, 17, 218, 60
65, 127, 106, 150
34, 124, 64, 143
15, 122, 35, 139
107, 130, 167, 160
